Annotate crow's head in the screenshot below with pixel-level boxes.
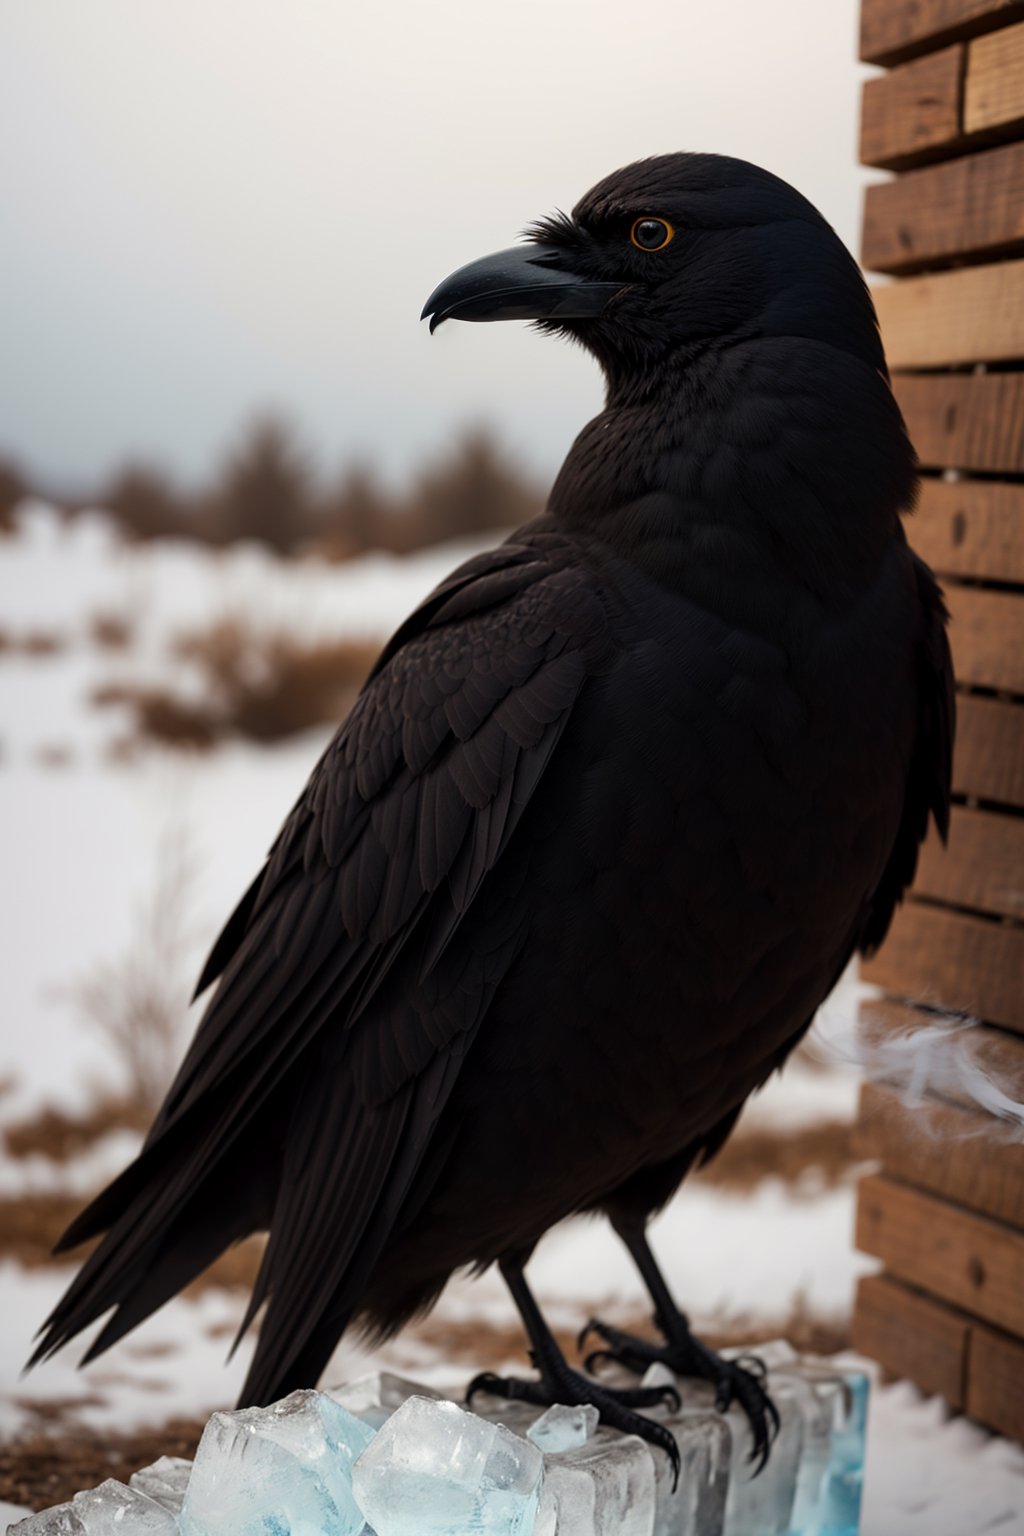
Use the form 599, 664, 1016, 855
423, 153, 885, 390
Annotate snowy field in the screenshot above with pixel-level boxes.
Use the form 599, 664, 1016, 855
2, 506, 1022, 1533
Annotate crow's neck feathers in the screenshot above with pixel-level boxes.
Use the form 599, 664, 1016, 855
547, 332, 915, 606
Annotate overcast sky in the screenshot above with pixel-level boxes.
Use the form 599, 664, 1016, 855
0, 1, 874, 495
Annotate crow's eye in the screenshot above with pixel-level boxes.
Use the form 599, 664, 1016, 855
630, 217, 675, 252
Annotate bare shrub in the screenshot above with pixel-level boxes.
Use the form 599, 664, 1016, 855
0, 629, 68, 658
20, 630, 67, 657
4, 1095, 151, 1163
102, 462, 184, 542
91, 683, 219, 750
396, 426, 542, 551
69, 831, 200, 1110
16, 415, 545, 556
89, 610, 136, 650
312, 431, 542, 558
315, 461, 399, 560
93, 620, 380, 747
209, 416, 315, 552
34, 744, 74, 769
0, 457, 26, 533
176, 618, 379, 740
691, 1119, 857, 1194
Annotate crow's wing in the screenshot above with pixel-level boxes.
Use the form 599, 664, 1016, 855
34, 532, 611, 1398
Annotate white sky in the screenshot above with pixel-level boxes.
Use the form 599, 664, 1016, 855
0, 0, 875, 494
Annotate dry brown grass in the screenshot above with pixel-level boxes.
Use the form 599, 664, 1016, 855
175, 620, 380, 742
692, 1119, 857, 1194
33, 744, 74, 769
0, 1186, 267, 1292
94, 620, 381, 747
0, 1193, 90, 1268
88, 612, 136, 651
91, 684, 219, 750
3, 1096, 151, 1163
0, 630, 68, 658
0, 1418, 208, 1512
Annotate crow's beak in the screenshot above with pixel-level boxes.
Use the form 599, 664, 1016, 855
421, 243, 625, 333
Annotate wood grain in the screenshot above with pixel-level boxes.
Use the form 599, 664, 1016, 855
852, 1272, 968, 1403
874, 259, 1024, 367
968, 1322, 1024, 1437
910, 477, 1024, 583
853, 1273, 1024, 1437
856, 1173, 1024, 1333
854, 1080, 1024, 1225
965, 18, 1024, 130
915, 804, 1024, 919
857, 998, 1024, 1109
862, 142, 1024, 270
895, 371, 1024, 473
952, 692, 1024, 806
861, 0, 1024, 65
860, 46, 964, 168
862, 902, 1024, 1031
947, 584, 1024, 693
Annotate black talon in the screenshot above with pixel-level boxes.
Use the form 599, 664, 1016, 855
734, 1351, 769, 1386
476, 1255, 683, 1488
586, 1218, 782, 1474
467, 1369, 520, 1405
469, 1362, 682, 1488
583, 1347, 616, 1373
577, 1318, 599, 1355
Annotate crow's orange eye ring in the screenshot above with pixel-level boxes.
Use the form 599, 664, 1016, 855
630, 217, 675, 252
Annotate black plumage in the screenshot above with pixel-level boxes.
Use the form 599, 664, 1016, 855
32, 153, 953, 1468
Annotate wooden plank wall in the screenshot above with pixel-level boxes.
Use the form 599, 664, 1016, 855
852, 0, 1024, 1446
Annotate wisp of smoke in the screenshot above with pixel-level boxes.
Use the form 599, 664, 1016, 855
807, 975, 1024, 1144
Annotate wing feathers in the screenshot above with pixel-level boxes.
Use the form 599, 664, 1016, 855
35, 534, 611, 1400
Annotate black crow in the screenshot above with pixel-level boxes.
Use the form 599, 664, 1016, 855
32, 154, 953, 1477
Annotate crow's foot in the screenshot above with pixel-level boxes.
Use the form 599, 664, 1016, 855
578, 1316, 779, 1472
466, 1347, 681, 1488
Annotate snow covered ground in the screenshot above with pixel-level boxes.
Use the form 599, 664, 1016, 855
2, 506, 1022, 1532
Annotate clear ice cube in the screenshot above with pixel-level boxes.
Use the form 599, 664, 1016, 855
466, 1396, 656, 1536
533, 1485, 559, 1536
526, 1403, 599, 1454
653, 1405, 731, 1536
351, 1394, 543, 1536
722, 1383, 803, 1536
8, 1505, 86, 1535
14, 1481, 180, 1535
771, 1373, 836, 1536
538, 1427, 657, 1536
761, 1357, 868, 1536
70, 1481, 179, 1534
129, 1456, 193, 1514
818, 1372, 869, 1536
718, 1340, 869, 1536
330, 1370, 443, 1430
178, 1386, 374, 1536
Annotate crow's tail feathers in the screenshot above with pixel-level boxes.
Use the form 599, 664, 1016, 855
28, 1085, 277, 1374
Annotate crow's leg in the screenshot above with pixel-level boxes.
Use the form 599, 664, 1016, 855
467, 1253, 682, 1486
578, 1217, 779, 1470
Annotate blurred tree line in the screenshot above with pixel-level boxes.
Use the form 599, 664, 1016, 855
0, 417, 545, 556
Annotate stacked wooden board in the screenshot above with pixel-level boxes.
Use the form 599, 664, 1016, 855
850, 0, 1024, 1443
